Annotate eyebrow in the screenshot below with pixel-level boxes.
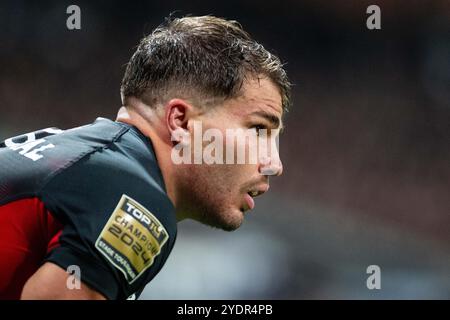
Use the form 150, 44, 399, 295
250, 111, 284, 132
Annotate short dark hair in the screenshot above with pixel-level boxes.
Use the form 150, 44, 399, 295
121, 15, 291, 111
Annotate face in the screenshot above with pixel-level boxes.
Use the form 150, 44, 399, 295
175, 77, 284, 231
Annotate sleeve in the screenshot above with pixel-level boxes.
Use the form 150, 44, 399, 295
39, 150, 177, 300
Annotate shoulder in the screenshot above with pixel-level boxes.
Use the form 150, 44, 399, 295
0, 118, 128, 204
39, 118, 176, 233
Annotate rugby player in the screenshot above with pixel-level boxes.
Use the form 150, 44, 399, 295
0, 15, 290, 299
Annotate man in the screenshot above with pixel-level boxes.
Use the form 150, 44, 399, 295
0, 15, 290, 299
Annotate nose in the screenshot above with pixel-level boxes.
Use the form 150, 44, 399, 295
259, 153, 283, 176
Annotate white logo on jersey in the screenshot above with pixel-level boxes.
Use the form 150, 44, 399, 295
5, 128, 63, 161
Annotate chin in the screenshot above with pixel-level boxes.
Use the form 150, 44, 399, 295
199, 206, 244, 232
219, 217, 243, 231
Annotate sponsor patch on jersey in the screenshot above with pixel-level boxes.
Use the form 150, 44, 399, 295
95, 194, 169, 283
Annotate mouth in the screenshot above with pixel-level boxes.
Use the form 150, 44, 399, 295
243, 184, 270, 211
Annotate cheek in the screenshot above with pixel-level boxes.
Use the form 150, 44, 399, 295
196, 164, 246, 197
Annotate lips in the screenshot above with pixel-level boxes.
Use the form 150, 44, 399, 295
248, 184, 270, 197
244, 184, 269, 211
244, 193, 255, 210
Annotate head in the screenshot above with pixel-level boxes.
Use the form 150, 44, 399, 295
119, 15, 291, 231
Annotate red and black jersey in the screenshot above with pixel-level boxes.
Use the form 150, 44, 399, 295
0, 117, 177, 299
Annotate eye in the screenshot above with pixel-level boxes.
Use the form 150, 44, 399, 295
251, 124, 268, 136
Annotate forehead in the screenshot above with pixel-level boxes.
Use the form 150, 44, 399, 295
227, 77, 283, 119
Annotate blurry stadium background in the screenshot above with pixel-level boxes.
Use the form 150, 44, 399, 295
1, 0, 449, 299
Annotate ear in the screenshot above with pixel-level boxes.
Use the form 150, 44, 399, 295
165, 99, 193, 145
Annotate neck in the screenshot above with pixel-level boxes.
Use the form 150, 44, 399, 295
116, 103, 185, 222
